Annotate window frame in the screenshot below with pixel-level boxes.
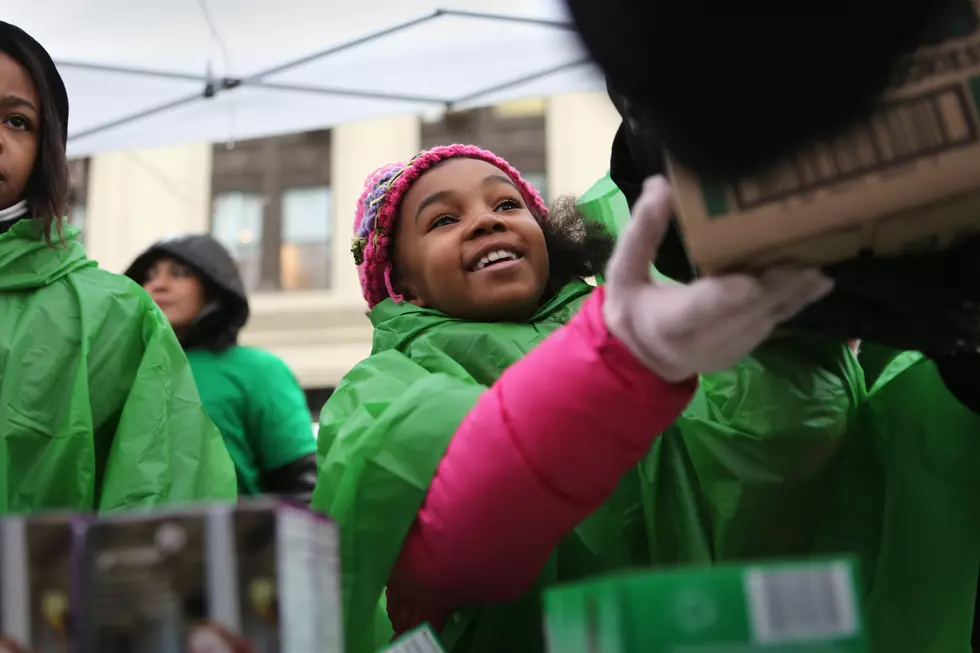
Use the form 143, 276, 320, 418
420, 107, 547, 179
67, 158, 90, 241
210, 130, 333, 291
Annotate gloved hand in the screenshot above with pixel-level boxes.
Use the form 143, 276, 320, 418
603, 176, 834, 382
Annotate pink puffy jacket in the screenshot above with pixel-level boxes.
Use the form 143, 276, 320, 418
386, 288, 696, 634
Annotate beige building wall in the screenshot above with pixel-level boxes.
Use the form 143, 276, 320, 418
546, 92, 621, 198
86, 144, 213, 274
83, 93, 620, 388
243, 114, 421, 387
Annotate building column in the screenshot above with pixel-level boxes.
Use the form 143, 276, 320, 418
329, 114, 421, 305
86, 143, 213, 273
545, 92, 622, 198
244, 114, 422, 388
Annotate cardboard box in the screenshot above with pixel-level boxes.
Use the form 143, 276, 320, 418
76, 501, 342, 653
667, 0, 980, 273
381, 624, 447, 653
0, 515, 75, 653
544, 558, 868, 653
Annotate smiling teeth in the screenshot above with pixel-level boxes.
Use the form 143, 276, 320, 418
476, 250, 519, 270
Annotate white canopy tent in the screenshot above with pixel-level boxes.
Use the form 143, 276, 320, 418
6, 0, 605, 157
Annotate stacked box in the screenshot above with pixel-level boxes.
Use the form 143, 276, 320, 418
667, 0, 980, 274
76, 501, 342, 653
545, 558, 869, 653
0, 515, 74, 653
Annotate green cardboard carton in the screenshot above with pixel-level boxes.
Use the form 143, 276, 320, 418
545, 558, 868, 653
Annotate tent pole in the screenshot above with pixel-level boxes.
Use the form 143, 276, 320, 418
247, 81, 444, 104
448, 58, 592, 109
435, 9, 574, 31
68, 92, 204, 143
245, 11, 442, 82
54, 60, 207, 82
64, 9, 583, 148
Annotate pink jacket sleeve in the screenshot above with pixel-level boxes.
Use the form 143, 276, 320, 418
388, 287, 696, 624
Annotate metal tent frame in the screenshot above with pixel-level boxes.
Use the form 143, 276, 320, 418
57, 9, 588, 144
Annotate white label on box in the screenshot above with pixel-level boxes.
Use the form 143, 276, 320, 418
311, 518, 344, 651
277, 510, 343, 653
744, 561, 858, 644
206, 508, 240, 631
385, 625, 446, 653
0, 518, 28, 645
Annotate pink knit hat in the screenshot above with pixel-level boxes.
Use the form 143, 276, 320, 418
352, 144, 549, 308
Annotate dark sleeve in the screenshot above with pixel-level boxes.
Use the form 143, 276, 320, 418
261, 454, 318, 503
934, 354, 980, 416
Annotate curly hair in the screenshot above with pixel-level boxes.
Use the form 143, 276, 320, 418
540, 194, 615, 298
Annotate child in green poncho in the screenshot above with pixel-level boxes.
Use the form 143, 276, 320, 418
0, 21, 236, 512
311, 144, 858, 653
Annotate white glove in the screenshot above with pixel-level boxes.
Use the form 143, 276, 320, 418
603, 176, 834, 382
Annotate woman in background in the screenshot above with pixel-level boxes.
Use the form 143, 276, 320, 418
126, 235, 318, 502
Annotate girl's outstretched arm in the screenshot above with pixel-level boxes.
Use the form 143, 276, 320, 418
387, 177, 832, 634
388, 288, 695, 624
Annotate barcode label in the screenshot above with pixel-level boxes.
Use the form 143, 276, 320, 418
744, 562, 858, 644
384, 626, 446, 653
732, 84, 978, 210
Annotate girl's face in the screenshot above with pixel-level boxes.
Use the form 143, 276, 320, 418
0, 51, 39, 212
393, 158, 550, 321
142, 257, 207, 333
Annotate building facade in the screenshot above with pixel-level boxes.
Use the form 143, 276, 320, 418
75, 92, 622, 414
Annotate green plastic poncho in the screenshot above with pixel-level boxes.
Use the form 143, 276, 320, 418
578, 175, 980, 651
312, 277, 863, 653
0, 221, 237, 512
814, 353, 980, 653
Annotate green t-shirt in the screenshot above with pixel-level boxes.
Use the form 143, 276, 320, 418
186, 346, 317, 495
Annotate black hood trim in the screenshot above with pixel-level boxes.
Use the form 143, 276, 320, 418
126, 235, 249, 351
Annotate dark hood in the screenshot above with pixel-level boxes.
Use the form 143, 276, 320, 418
0, 21, 69, 141
126, 234, 249, 350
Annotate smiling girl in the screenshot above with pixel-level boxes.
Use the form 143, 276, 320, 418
311, 144, 851, 653
0, 22, 235, 512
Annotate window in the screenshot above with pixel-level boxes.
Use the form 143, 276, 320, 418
281, 186, 332, 291
211, 130, 333, 291
212, 191, 264, 291
421, 105, 548, 204
67, 158, 89, 242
